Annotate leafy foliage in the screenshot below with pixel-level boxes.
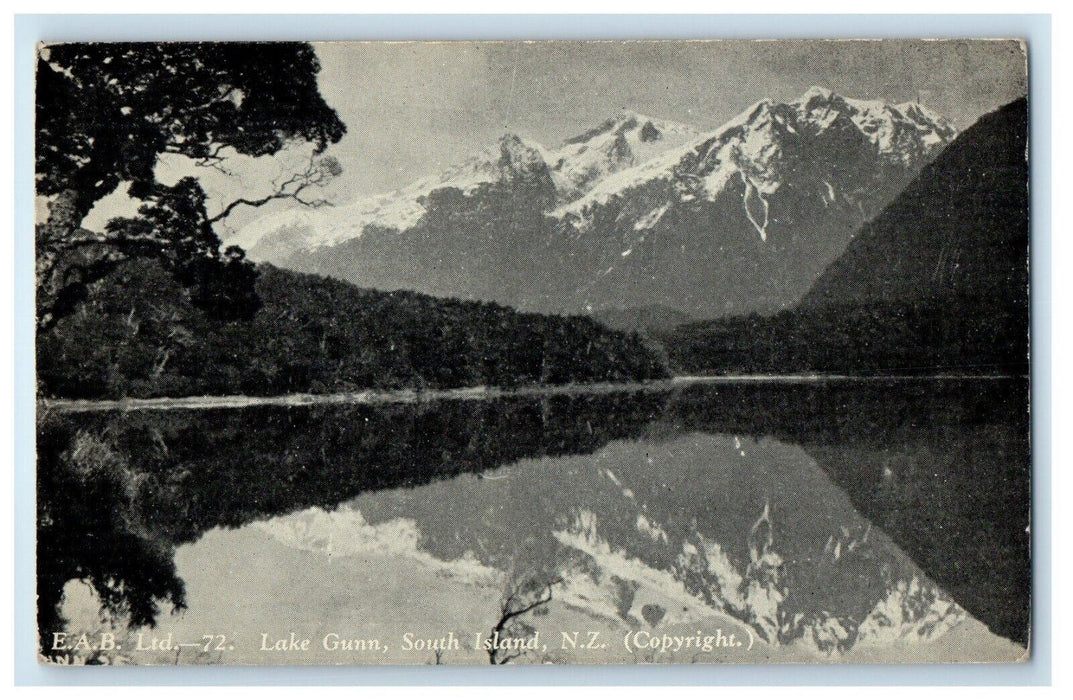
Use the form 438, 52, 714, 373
36, 423, 186, 654
36, 42, 343, 207
35, 42, 346, 330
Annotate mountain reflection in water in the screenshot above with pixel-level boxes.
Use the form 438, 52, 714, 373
37, 379, 1029, 663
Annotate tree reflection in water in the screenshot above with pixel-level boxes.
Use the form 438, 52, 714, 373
36, 379, 1030, 659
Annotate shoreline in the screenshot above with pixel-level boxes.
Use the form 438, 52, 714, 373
37, 373, 1026, 414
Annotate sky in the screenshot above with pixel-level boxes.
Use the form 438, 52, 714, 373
79, 39, 1027, 235
311, 39, 1027, 200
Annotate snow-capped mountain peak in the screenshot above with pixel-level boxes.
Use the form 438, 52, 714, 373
788, 87, 957, 159
545, 112, 702, 201
556, 87, 957, 230
230, 132, 552, 257
231, 113, 698, 256
496, 133, 553, 180
561, 110, 699, 146
800, 84, 834, 100
233, 91, 958, 319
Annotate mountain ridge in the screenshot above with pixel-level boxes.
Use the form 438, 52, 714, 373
236, 88, 957, 318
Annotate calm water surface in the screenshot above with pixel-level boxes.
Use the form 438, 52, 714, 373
37, 379, 1030, 664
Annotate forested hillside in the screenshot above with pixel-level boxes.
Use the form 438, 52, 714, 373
37, 263, 668, 400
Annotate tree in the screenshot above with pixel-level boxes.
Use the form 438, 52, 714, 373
35, 42, 346, 331
487, 573, 561, 665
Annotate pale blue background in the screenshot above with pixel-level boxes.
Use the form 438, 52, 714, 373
13, 13, 1052, 686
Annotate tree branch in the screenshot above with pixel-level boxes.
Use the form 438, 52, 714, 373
192, 144, 234, 176
207, 153, 340, 224
487, 577, 561, 665
208, 193, 290, 223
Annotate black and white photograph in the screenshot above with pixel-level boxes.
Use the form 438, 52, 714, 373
33, 38, 1031, 666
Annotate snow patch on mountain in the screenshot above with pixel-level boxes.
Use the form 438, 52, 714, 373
740, 174, 772, 241
633, 204, 668, 231
855, 576, 966, 646
252, 504, 500, 586
229, 192, 425, 254
553, 510, 729, 629
551, 138, 702, 220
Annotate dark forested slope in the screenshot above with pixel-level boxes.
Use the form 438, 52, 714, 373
663, 98, 1029, 376
38, 263, 667, 399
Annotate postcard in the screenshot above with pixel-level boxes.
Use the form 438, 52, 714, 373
34, 39, 1030, 665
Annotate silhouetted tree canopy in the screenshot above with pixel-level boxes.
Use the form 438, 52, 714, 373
35, 42, 346, 331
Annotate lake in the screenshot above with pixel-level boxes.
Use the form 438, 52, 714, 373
36, 378, 1031, 664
